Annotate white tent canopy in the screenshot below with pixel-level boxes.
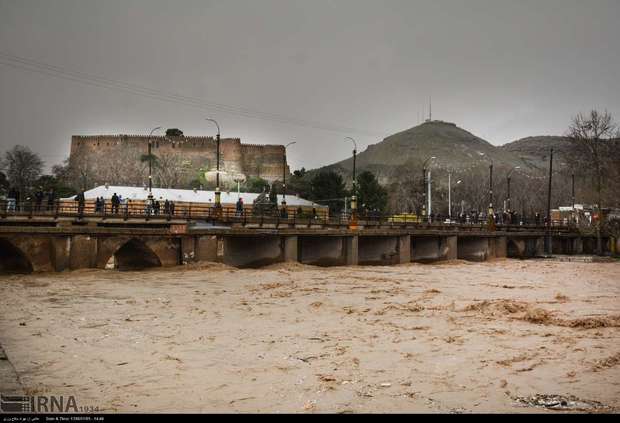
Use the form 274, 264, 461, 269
63, 185, 324, 208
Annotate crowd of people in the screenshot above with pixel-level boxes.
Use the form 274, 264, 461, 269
79, 193, 178, 217
423, 210, 547, 225
4, 187, 56, 212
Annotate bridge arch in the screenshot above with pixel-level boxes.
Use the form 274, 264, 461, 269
104, 238, 162, 271
0, 238, 34, 274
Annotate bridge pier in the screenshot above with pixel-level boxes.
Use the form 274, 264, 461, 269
457, 236, 491, 261
572, 237, 584, 254
506, 237, 545, 258
70, 235, 98, 269
283, 236, 298, 262
494, 236, 507, 259
0, 224, 600, 273
358, 236, 399, 265
51, 236, 71, 272
221, 235, 284, 268
297, 235, 357, 266
411, 235, 457, 262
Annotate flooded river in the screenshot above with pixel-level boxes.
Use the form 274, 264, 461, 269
1, 259, 619, 413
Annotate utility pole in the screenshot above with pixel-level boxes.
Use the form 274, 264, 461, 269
546, 149, 554, 255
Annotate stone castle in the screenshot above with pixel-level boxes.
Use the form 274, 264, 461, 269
70, 134, 289, 188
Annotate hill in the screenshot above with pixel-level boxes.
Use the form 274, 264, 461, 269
499, 136, 573, 170
316, 120, 529, 184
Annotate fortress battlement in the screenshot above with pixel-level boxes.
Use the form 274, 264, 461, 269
69, 134, 289, 185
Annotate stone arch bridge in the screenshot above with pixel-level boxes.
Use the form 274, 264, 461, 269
0, 218, 609, 273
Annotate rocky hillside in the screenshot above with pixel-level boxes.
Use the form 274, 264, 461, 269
316, 120, 530, 184
499, 136, 573, 170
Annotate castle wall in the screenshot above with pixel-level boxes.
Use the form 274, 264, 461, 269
70, 135, 288, 188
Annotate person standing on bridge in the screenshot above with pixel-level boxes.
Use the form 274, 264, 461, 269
164, 199, 170, 216
7, 187, 17, 212
75, 191, 85, 215
111, 193, 120, 214
236, 197, 244, 217
34, 189, 44, 212
154, 199, 161, 215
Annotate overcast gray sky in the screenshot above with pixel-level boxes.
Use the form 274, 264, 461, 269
1, 0, 619, 172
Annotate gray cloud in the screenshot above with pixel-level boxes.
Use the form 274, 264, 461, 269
1, 0, 619, 171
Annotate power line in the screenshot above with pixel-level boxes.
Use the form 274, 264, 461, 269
0, 51, 383, 138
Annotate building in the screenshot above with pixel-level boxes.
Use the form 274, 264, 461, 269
69, 134, 289, 188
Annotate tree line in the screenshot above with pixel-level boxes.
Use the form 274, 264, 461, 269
2, 109, 617, 230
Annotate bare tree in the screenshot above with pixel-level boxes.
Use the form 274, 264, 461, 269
154, 153, 188, 188
567, 109, 617, 254
2, 145, 44, 198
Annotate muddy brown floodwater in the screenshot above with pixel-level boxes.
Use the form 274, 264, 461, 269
0, 259, 619, 413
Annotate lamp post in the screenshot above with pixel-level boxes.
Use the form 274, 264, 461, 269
345, 137, 357, 224
506, 166, 521, 213
233, 175, 245, 200
282, 141, 296, 211
422, 156, 436, 222
546, 148, 553, 255
448, 176, 462, 220
147, 126, 163, 204
571, 173, 575, 209
478, 152, 494, 229
205, 118, 221, 213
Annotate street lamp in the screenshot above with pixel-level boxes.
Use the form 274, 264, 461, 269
282, 141, 296, 209
478, 152, 494, 228
345, 137, 357, 224
205, 118, 221, 213
147, 126, 163, 203
422, 156, 436, 222
448, 173, 461, 220
506, 166, 521, 213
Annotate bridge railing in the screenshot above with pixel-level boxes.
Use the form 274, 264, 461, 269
0, 199, 577, 232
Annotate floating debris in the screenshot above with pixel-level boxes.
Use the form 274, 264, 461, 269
513, 394, 613, 412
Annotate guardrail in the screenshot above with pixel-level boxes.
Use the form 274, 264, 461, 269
0, 200, 578, 233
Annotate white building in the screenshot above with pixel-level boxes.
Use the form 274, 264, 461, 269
63, 185, 324, 209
